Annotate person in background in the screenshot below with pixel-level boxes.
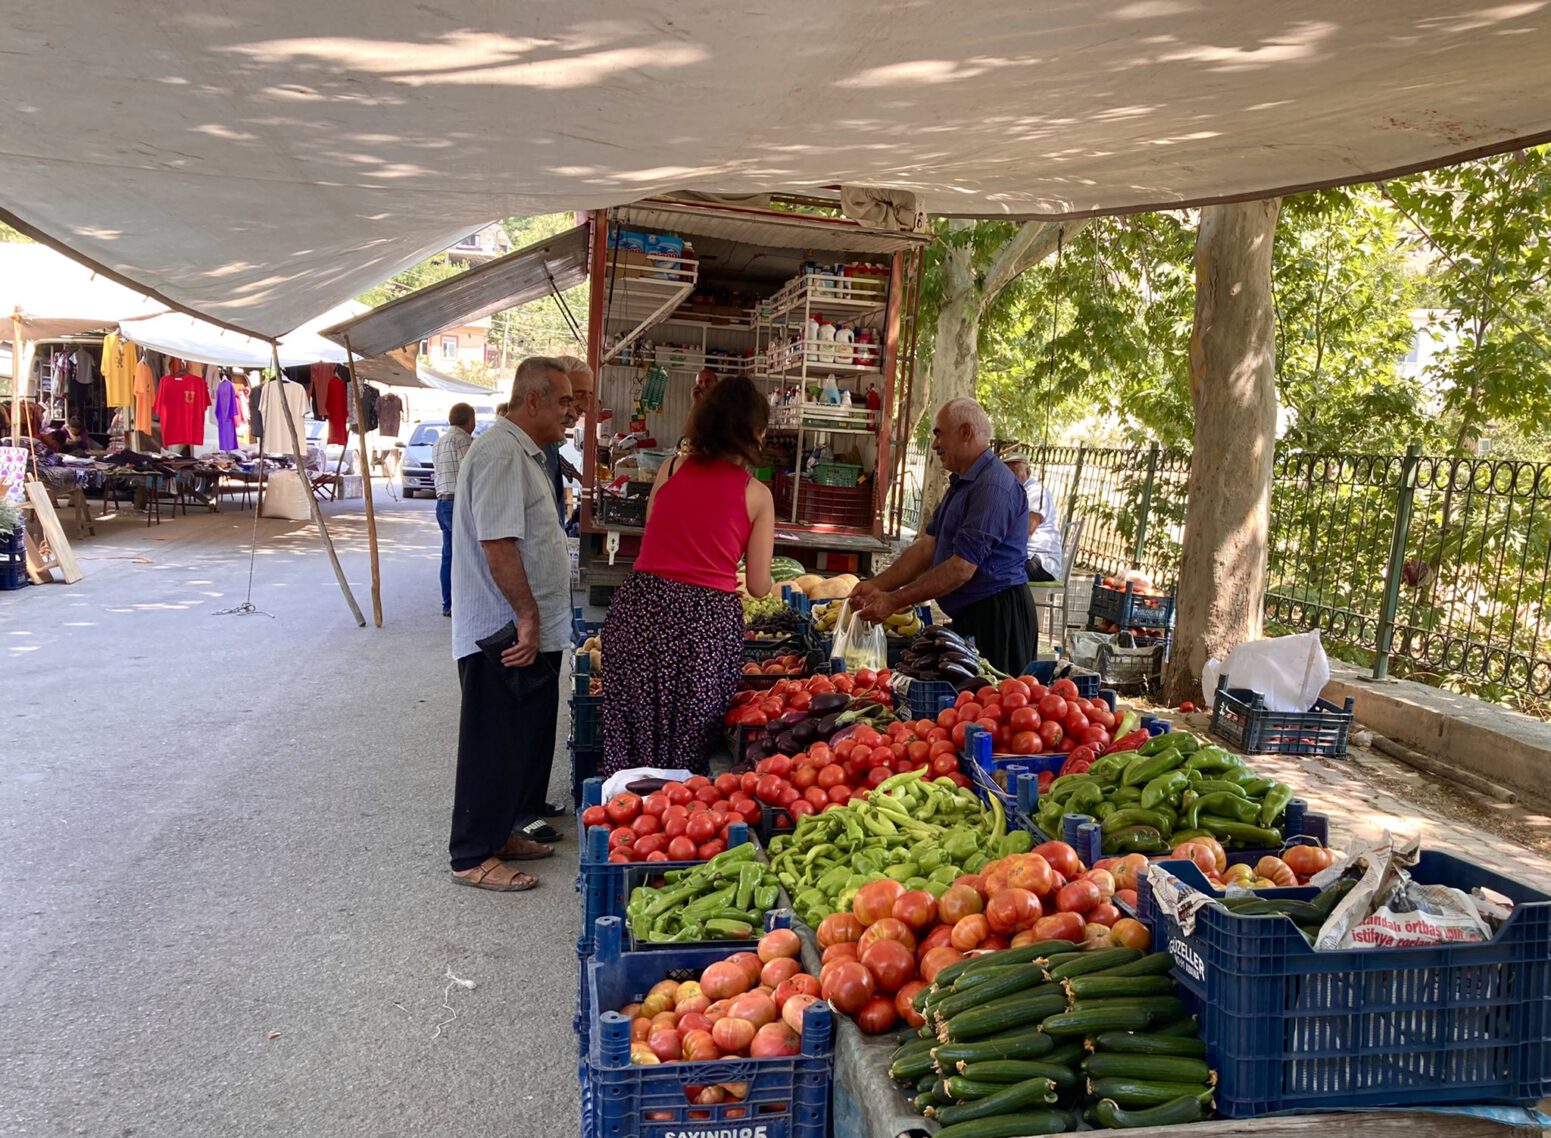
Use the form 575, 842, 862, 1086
432, 402, 475, 617
447, 358, 575, 892
1004, 454, 1064, 583
58, 417, 96, 455
494, 402, 508, 417
852, 398, 1038, 674
601, 375, 775, 777
692, 367, 720, 403
545, 355, 594, 525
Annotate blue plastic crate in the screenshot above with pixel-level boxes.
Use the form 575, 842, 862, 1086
1, 527, 26, 591
1139, 852, 1551, 1117
583, 916, 833, 1138
577, 778, 753, 953
899, 677, 958, 720
569, 742, 602, 810
1088, 576, 1176, 630
1209, 676, 1356, 758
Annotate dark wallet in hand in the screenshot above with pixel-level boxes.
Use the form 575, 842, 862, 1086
475, 621, 555, 697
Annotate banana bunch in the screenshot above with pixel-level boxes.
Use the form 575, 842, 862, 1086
811, 601, 841, 634
884, 609, 924, 638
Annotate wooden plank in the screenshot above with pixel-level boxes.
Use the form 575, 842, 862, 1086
24, 481, 81, 582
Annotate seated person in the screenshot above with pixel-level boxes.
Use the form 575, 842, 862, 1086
58, 417, 97, 456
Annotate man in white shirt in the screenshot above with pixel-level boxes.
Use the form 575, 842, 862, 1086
1005, 455, 1064, 583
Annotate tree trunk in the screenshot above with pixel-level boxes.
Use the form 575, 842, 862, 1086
1164, 200, 1282, 706
920, 223, 981, 512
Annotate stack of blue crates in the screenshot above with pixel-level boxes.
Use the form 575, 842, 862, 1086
570, 610, 604, 807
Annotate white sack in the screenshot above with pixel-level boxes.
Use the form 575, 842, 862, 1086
1203, 630, 1329, 713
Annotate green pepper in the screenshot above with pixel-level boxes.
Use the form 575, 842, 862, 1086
1138, 733, 1184, 757
1121, 748, 1187, 788
1000, 829, 1033, 856
1140, 770, 1190, 810
963, 852, 989, 873
1049, 774, 1097, 800
1094, 802, 1116, 820
922, 879, 949, 898
754, 884, 780, 911
885, 862, 918, 882
1258, 782, 1294, 828
1111, 785, 1142, 805
1100, 806, 1171, 833
1101, 825, 1168, 855
1086, 757, 1126, 785
1185, 746, 1243, 773
1238, 777, 1275, 796
681, 885, 736, 918
815, 863, 852, 894
1192, 779, 1250, 798
928, 864, 960, 886
942, 828, 979, 864
1199, 816, 1285, 848
703, 918, 754, 939
1065, 782, 1105, 815
1198, 792, 1261, 825
734, 863, 761, 910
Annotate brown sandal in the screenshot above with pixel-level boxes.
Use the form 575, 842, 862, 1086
495, 834, 555, 861
451, 857, 538, 892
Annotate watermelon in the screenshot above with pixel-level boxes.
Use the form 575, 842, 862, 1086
770, 556, 805, 583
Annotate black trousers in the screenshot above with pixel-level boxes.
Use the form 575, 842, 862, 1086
1026, 558, 1057, 583
448, 649, 561, 871
948, 584, 1039, 677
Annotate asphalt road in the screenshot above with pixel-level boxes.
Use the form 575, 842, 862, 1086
0, 493, 581, 1137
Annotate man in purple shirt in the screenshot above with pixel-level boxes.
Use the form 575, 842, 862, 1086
853, 398, 1037, 674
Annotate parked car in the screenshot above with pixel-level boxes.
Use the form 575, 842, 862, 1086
401, 416, 495, 498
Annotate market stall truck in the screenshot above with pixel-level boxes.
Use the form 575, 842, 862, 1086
577, 198, 928, 604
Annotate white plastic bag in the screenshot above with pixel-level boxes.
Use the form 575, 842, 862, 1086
828, 598, 855, 663
838, 608, 887, 673
1203, 630, 1330, 713
601, 767, 695, 801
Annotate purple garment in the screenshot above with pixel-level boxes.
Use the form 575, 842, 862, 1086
214, 379, 239, 451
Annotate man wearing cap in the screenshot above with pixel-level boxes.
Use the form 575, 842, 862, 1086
1005, 455, 1064, 584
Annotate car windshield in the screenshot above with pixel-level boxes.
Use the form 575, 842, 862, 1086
409, 423, 445, 446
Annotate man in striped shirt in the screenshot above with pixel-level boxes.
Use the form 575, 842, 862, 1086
447, 358, 575, 892
432, 403, 475, 617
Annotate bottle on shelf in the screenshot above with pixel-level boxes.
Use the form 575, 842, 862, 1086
821, 374, 841, 405
834, 322, 854, 365
816, 314, 836, 363
865, 384, 881, 413
805, 313, 821, 363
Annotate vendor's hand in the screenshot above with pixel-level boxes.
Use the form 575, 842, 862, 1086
854, 592, 899, 626
848, 579, 881, 606
502, 613, 541, 668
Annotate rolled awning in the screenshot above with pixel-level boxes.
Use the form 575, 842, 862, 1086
322, 224, 589, 359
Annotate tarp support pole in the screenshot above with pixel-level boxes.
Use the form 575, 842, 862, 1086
342, 334, 383, 628
9, 310, 22, 447
270, 344, 366, 628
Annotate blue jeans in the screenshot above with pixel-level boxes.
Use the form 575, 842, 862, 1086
436, 496, 455, 613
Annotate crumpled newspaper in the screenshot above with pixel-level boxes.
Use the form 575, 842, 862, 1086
1312, 832, 1492, 950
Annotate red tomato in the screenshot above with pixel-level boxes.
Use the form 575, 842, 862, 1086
581, 805, 608, 829
634, 833, 666, 856
820, 961, 875, 1014
999, 678, 1031, 700
710, 799, 732, 816
1087, 902, 1122, 928
631, 813, 662, 837
695, 785, 722, 806
856, 995, 898, 1034
738, 772, 760, 796
1088, 706, 1116, 730
1036, 721, 1064, 749
686, 813, 718, 844
918, 946, 964, 984
868, 745, 895, 768
1010, 731, 1041, 755
826, 785, 851, 806
1057, 879, 1102, 914
1033, 912, 1085, 942
866, 766, 892, 788
804, 786, 829, 808
936, 707, 959, 730
1037, 694, 1068, 721
1064, 708, 1090, 735
1026, 682, 1049, 700
860, 939, 916, 993
891, 890, 938, 932
906, 740, 931, 765
644, 850, 669, 862
697, 841, 726, 860
667, 836, 698, 861
713, 774, 740, 798
765, 754, 793, 779
788, 800, 815, 818
930, 753, 959, 777
816, 764, 846, 790
895, 981, 928, 1029
642, 793, 670, 817
608, 828, 634, 850
950, 722, 970, 748
979, 704, 1005, 725
946, 772, 973, 789
791, 765, 818, 790
958, 702, 983, 722
1007, 706, 1040, 733
975, 686, 999, 703
927, 727, 951, 743
985, 888, 1042, 933
735, 799, 762, 825
1079, 726, 1110, 748
755, 775, 786, 804
1034, 841, 1085, 879
608, 850, 634, 863
777, 787, 800, 809
1179, 700, 1197, 713
852, 725, 882, 748
663, 815, 689, 839
1007, 854, 1055, 896
605, 794, 641, 825
1051, 678, 1080, 701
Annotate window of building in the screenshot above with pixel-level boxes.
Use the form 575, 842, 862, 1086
440, 335, 458, 360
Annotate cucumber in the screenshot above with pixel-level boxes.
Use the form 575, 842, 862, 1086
1045, 1040, 1086, 1067
1040, 1006, 1156, 1036
1071, 996, 1188, 1023
934, 973, 1056, 1021
1064, 974, 1174, 1001
1087, 951, 1174, 978
960, 1059, 1081, 1090
945, 1076, 1018, 1100
952, 965, 1021, 990
1087, 1077, 1215, 1109
932, 958, 980, 989
1083, 1052, 1214, 1083
1094, 1093, 1207, 1129
958, 941, 1079, 976
1153, 1016, 1200, 1037
916, 1074, 939, 1094
1091, 1031, 1206, 1058
914, 1090, 948, 1112
929, 1078, 1060, 1125
889, 1043, 938, 1081
931, 1111, 1073, 1138
942, 991, 1070, 1042
1048, 947, 1144, 979
932, 1030, 1055, 1067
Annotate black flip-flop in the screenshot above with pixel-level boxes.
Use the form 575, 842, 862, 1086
521, 819, 564, 844
537, 802, 566, 819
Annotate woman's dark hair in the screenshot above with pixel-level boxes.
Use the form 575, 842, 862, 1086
684, 374, 768, 466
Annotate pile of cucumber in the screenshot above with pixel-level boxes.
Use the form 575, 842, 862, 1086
888, 942, 1215, 1136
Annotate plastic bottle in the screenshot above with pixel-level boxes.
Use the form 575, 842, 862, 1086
834, 323, 854, 365
816, 316, 836, 364
805, 313, 821, 363
865, 385, 881, 413
821, 374, 841, 405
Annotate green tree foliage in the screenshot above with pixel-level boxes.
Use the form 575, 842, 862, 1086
0, 222, 32, 243
1384, 147, 1551, 454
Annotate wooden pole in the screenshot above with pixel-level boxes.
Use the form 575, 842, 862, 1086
269, 344, 366, 627
341, 335, 383, 628
9, 311, 23, 446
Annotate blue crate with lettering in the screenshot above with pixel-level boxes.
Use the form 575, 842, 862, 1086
1209, 676, 1355, 758
1138, 853, 1551, 1116
582, 916, 832, 1138
1088, 575, 1176, 630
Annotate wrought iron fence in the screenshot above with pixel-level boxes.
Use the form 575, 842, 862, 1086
896, 441, 1551, 704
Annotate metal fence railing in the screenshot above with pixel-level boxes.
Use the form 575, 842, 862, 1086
894, 443, 1551, 705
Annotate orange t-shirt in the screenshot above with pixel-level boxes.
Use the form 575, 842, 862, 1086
133, 361, 156, 434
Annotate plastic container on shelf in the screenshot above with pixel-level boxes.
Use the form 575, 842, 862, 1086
581, 916, 834, 1138
1209, 676, 1356, 758
1138, 853, 1551, 1117
833, 323, 854, 364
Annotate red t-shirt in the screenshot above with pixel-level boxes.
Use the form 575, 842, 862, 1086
154, 373, 210, 446
326, 374, 349, 445
634, 457, 752, 592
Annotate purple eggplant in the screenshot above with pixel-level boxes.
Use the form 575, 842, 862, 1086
776, 709, 810, 729
809, 692, 852, 716
791, 719, 819, 745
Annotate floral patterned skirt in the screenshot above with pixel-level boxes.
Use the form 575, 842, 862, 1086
601, 571, 743, 777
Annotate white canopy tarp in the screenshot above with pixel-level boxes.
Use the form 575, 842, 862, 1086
0, 243, 166, 338
119, 300, 365, 369
4, 2, 1550, 338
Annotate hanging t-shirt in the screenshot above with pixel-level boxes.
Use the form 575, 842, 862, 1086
378, 391, 403, 437
326, 374, 349, 445
309, 362, 333, 420
101, 332, 139, 407
214, 379, 240, 451
248, 383, 264, 440
258, 378, 310, 454
154, 372, 210, 446
133, 361, 157, 435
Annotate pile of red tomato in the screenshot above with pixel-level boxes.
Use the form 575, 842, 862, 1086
813, 840, 1152, 1034
724, 670, 893, 729
582, 776, 766, 864
936, 675, 1117, 758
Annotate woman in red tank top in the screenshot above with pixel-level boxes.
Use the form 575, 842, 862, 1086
602, 376, 776, 775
